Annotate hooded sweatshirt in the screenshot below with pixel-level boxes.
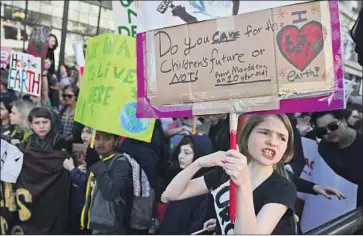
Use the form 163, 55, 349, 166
160, 134, 213, 235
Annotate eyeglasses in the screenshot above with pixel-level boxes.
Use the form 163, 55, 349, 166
62, 94, 74, 99
315, 120, 341, 138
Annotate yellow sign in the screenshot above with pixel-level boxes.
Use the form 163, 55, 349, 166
75, 33, 155, 142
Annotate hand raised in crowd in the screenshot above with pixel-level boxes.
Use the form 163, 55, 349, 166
85, 147, 100, 167
63, 158, 75, 171
78, 163, 87, 173
180, 125, 193, 135
312, 185, 346, 200
203, 218, 217, 232
296, 116, 312, 136
10, 139, 20, 146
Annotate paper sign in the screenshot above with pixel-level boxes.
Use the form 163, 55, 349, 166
273, 1, 335, 98
136, 0, 344, 118
7, 52, 42, 97
73, 44, 85, 77
1, 46, 12, 69
74, 33, 155, 142
146, 9, 278, 105
1, 139, 24, 183
112, 0, 137, 37
299, 138, 357, 233
72, 143, 87, 166
137, 1, 308, 33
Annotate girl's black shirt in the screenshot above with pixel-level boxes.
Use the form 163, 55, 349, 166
204, 167, 297, 235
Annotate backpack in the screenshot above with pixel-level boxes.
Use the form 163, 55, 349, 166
114, 153, 155, 231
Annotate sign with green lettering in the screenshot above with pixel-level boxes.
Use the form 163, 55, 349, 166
112, 0, 137, 37
75, 33, 155, 142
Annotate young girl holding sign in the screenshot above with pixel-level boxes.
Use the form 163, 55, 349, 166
162, 114, 297, 235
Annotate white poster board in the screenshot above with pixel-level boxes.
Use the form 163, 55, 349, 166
112, 0, 137, 37
136, 0, 308, 33
1, 139, 24, 183
7, 52, 42, 97
299, 137, 358, 233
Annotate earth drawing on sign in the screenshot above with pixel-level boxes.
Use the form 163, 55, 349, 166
276, 21, 324, 71
119, 102, 150, 133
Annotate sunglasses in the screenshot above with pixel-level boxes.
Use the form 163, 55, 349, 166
62, 94, 74, 99
315, 120, 341, 138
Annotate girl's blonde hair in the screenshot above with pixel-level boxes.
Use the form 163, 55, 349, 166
238, 114, 295, 179
12, 100, 36, 131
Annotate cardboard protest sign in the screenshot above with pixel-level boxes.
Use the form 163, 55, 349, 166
7, 52, 42, 97
145, 9, 278, 105
137, 1, 307, 33
112, 0, 137, 37
74, 33, 155, 142
136, 0, 344, 118
272, 1, 335, 98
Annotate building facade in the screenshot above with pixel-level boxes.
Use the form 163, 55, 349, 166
1, 0, 115, 70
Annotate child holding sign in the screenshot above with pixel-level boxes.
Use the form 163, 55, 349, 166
162, 114, 297, 234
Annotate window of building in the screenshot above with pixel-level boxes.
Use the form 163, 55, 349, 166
28, 1, 41, 12
69, 1, 80, 11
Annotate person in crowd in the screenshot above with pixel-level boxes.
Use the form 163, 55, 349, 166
70, 66, 80, 85
284, 114, 345, 203
59, 84, 83, 142
0, 70, 17, 101
160, 134, 213, 235
0, 98, 14, 138
63, 126, 93, 234
311, 110, 363, 207
58, 64, 72, 90
80, 131, 133, 234
162, 114, 298, 234
81, 126, 93, 146
164, 118, 194, 150
44, 58, 60, 110
9, 100, 36, 145
344, 104, 362, 130
46, 34, 58, 75
205, 114, 230, 152
15, 107, 71, 234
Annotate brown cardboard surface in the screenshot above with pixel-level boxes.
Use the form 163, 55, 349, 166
192, 95, 279, 116
147, 9, 278, 105
272, 1, 335, 96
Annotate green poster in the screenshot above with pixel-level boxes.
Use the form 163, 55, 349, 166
75, 33, 155, 142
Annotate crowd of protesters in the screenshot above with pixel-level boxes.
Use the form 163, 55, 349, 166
1, 13, 363, 234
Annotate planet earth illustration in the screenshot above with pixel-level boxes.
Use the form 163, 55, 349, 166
119, 102, 150, 133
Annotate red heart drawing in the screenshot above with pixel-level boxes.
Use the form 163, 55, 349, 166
277, 21, 324, 72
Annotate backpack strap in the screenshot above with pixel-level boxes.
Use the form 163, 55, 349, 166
107, 154, 128, 206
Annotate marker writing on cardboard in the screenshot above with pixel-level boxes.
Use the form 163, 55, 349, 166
286, 67, 320, 82
291, 10, 308, 24
155, 30, 179, 58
